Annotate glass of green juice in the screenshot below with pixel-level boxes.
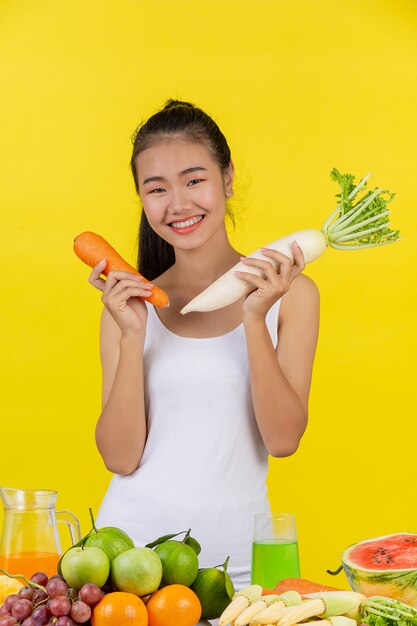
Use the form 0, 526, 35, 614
251, 512, 300, 589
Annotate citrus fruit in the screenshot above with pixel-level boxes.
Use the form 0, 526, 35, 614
91, 591, 148, 626
154, 541, 199, 586
146, 584, 202, 626
190, 566, 234, 619
111, 547, 162, 596
0, 575, 24, 605
85, 527, 135, 563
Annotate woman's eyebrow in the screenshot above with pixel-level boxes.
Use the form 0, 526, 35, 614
142, 166, 207, 185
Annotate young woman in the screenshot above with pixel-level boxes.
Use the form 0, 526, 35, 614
89, 100, 320, 591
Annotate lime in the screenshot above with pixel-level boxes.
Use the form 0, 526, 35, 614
0, 574, 23, 605
154, 540, 199, 587
84, 526, 135, 563
190, 566, 235, 620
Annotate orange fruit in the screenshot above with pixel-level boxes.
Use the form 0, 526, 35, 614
91, 591, 148, 626
146, 584, 202, 626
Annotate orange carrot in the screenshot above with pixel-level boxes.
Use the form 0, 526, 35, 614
73, 231, 169, 308
262, 579, 345, 596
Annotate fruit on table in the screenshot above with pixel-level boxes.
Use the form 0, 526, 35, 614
146, 583, 201, 626
340, 533, 417, 607
61, 546, 110, 590
84, 526, 135, 564
91, 591, 148, 626
0, 575, 23, 605
190, 557, 234, 620
154, 540, 199, 587
111, 547, 162, 596
0, 570, 104, 624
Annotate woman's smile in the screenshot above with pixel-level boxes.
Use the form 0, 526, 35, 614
167, 214, 205, 234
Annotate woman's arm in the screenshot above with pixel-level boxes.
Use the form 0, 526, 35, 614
95, 308, 148, 475
243, 274, 319, 457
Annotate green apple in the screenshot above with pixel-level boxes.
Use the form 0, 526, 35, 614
111, 547, 162, 596
61, 545, 110, 590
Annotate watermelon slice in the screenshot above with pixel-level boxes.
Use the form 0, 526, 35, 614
342, 533, 417, 608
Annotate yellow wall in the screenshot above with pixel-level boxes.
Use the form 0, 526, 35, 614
1, 0, 416, 586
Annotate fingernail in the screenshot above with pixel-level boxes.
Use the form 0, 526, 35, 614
235, 270, 242, 275
98, 259, 106, 266
293, 240, 300, 247
144, 283, 153, 288
240, 256, 248, 261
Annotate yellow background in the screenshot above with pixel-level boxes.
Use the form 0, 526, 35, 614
1, 0, 416, 586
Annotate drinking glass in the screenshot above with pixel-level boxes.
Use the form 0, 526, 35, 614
251, 512, 300, 588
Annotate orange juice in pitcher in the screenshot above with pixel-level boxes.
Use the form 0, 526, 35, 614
0, 552, 61, 579
0, 488, 81, 579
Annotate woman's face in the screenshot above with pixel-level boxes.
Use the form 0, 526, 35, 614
135, 138, 233, 248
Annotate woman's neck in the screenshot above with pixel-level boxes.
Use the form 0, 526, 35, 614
169, 229, 242, 288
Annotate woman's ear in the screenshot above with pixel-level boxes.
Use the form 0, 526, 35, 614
224, 160, 234, 197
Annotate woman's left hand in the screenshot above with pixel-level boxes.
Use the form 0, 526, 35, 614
235, 241, 305, 319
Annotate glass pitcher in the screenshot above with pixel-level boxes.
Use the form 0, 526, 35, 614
0, 487, 81, 578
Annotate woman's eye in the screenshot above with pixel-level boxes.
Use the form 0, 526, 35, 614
150, 188, 165, 194
188, 178, 203, 186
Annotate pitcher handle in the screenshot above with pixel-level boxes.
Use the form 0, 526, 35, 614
56, 509, 82, 546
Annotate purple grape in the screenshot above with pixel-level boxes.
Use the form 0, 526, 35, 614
46, 578, 68, 599
22, 618, 35, 626
30, 572, 48, 587
56, 618, 75, 626
48, 575, 65, 582
11, 598, 33, 620
0, 608, 9, 617
3, 596, 18, 612
69, 600, 91, 623
31, 605, 51, 626
66, 588, 78, 601
0, 616, 18, 626
48, 596, 71, 617
18, 586, 36, 601
78, 583, 102, 606
32, 588, 48, 605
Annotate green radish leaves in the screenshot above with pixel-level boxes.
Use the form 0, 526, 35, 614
322, 169, 401, 250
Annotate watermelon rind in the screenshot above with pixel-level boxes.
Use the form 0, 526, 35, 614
342, 533, 417, 608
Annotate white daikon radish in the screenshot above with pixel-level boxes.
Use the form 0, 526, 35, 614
180, 168, 400, 315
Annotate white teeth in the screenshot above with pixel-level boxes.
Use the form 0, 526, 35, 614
170, 215, 203, 229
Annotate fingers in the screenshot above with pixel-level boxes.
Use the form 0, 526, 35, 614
234, 269, 266, 291
88, 259, 107, 291
88, 258, 152, 296
237, 242, 306, 295
101, 285, 153, 311
105, 269, 149, 291
242, 255, 284, 287
261, 243, 305, 280
290, 241, 306, 272
109, 277, 152, 298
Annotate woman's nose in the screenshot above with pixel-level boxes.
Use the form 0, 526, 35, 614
170, 187, 193, 212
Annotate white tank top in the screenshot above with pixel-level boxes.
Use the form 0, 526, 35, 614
96, 298, 282, 591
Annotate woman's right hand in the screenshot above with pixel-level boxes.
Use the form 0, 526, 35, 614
88, 259, 152, 336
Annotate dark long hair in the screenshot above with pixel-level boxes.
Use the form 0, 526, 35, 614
130, 99, 234, 280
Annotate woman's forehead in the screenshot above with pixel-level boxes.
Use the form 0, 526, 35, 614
136, 139, 215, 174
